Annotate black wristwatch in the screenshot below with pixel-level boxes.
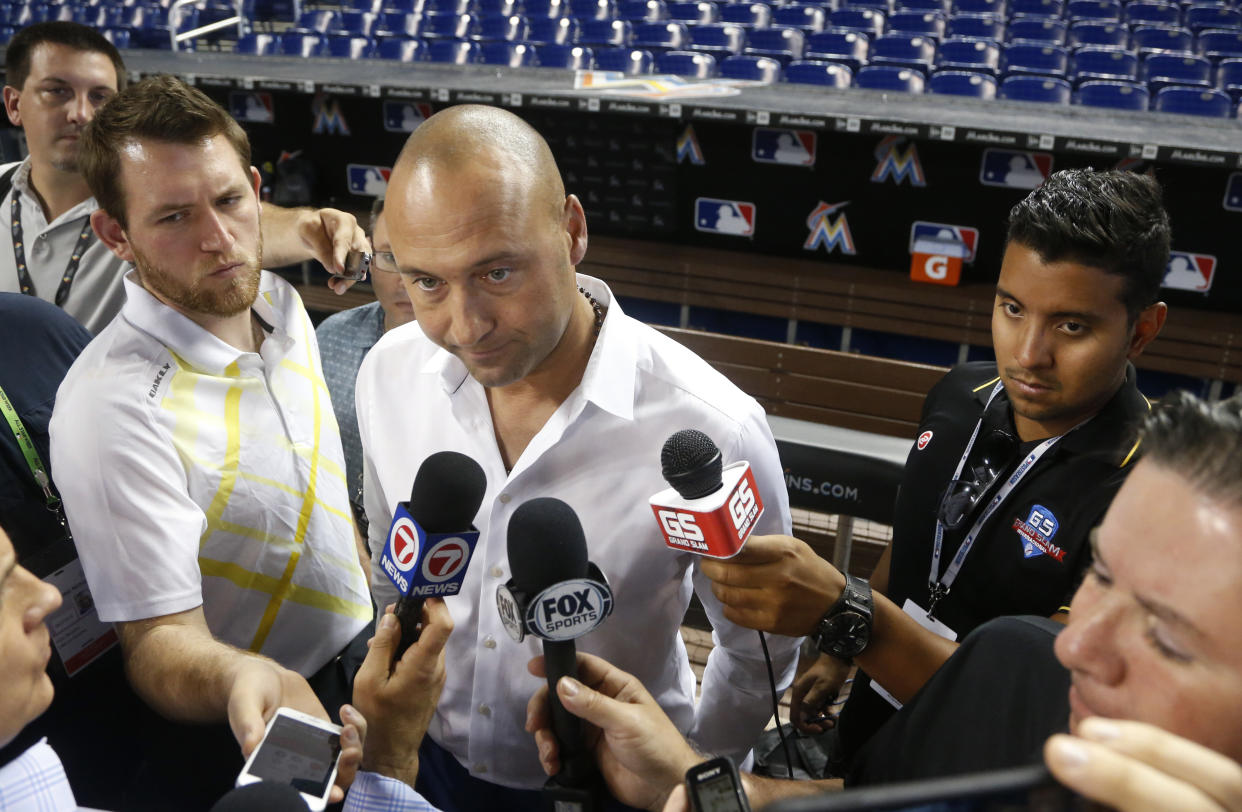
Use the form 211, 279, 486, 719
814, 574, 874, 660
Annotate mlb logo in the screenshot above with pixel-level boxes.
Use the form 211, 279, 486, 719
347, 164, 392, 196
752, 128, 816, 167
1162, 251, 1217, 294
384, 102, 434, 133
909, 222, 979, 263
1223, 172, 1242, 212
909, 222, 977, 286
695, 198, 756, 237
979, 149, 1053, 189
228, 92, 273, 124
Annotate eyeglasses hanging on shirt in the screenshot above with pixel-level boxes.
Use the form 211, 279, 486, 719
937, 427, 1020, 530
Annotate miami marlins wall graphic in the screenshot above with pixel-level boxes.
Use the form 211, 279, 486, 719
804, 201, 855, 255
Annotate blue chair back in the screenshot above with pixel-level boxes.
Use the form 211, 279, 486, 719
1152, 84, 1231, 116
594, 45, 656, 71
1075, 79, 1149, 109
856, 63, 926, 89
720, 53, 784, 80
999, 73, 1071, 101
657, 49, 719, 75
928, 68, 998, 95
784, 58, 853, 85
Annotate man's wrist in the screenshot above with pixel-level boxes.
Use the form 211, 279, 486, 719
361, 753, 419, 789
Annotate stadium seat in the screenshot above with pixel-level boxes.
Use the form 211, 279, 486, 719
577, 18, 632, 45
378, 12, 421, 37
1075, 78, 1150, 108
1009, 0, 1063, 18
1124, 2, 1181, 29
830, 7, 886, 36
689, 22, 747, 56
856, 63, 926, 89
1008, 18, 1066, 44
1186, 4, 1242, 34
668, 1, 718, 24
1066, 20, 1127, 48
1152, 84, 1231, 115
1131, 26, 1193, 56
571, 0, 618, 20
339, 10, 380, 35
327, 34, 377, 57
477, 0, 519, 16
1199, 29, 1242, 62
658, 49, 719, 75
999, 73, 1072, 100
346, 0, 384, 11
744, 26, 806, 61
1066, 0, 1120, 22
928, 68, 998, 95
946, 13, 1004, 41
784, 58, 854, 84
773, 4, 828, 32
806, 30, 870, 70
953, 0, 1005, 15
280, 30, 327, 56
380, 0, 422, 12
236, 32, 279, 54
528, 16, 578, 42
719, 2, 772, 27
1217, 57, 1242, 102
522, 0, 569, 17
886, 10, 945, 39
1003, 42, 1068, 76
535, 42, 595, 66
840, 0, 892, 12
634, 20, 690, 49
426, 37, 481, 61
719, 53, 784, 80
477, 13, 529, 40
101, 28, 132, 48
1143, 52, 1212, 90
1070, 46, 1138, 84
376, 35, 427, 60
869, 33, 936, 72
480, 39, 539, 63
420, 12, 479, 38
936, 36, 1000, 73
295, 10, 341, 32
619, 0, 669, 21
899, 0, 950, 14
594, 46, 656, 71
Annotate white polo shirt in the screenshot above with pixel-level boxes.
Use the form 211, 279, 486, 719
51, 271, 371, 676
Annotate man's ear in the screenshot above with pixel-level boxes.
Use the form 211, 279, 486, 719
250, 165, 262, 216
564, 194, 588, 267
1127, 301, 1168, 359
90, 209, 135, 263
3, 86, 22, 127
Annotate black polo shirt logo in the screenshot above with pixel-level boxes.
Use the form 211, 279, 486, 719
1013, 504, 1066, 562
917, 430, 933, 450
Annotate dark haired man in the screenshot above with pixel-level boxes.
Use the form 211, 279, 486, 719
711, 168, 1169, 772
1, 21, 366, 333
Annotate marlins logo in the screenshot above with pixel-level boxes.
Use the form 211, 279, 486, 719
348, 164, 391, 196
1162, 251, 1217, 294
752, 128, 816, 167
979, 149, 1052, 189
384, 102, 434, 133
871, 136, 926, 187
803, 201, 855, 255
677, 124, 705, 165
1013, 505, 1066, 562
1224, 173, 1242, 213
312, 94, 350, 135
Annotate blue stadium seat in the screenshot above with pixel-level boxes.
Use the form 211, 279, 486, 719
378, 12, 421, 37
522, 0, 569, 17
947, 13, 1004, 40
327, 33, 377, 57
784, 57, 854, 84
1131, 25, 1193, 56
806, 30, 870, 70
719, 2, 772, 27
420, 12, 479, 38
578, 18, 632, 45
689, 22, 747, 56
477, 13, 530, 40
886, 10, 945, 38
280, 30, 326, 56
236, 32, 279, 54
1003, 41, 1068, 76
339, 10, 380, 34
528, 16, 578, 42
1186, 4, 1242, 33
1152, 84, 1231, 114
1075, 78, 1149, 108
382, 0, 423, 12
855, 63, 926, 89
480, 39, 539, 63
634, 21, 691, 49
1067, 20, 1127, 48
346, 0, 384, 11
426, 37, 481, 61
900, 0, 950, 13
773, 4, 828, 32
1009, 0, 1063, 17
869, 33, 936, 72
668, 1, 719, 23
1124, 2, 1181, 28
101, 27, 132, 48
1218, 57, 1242, 101
477, 0, 519, 16
1143, 51, 1212, 89
619, 0, 669, 21
840, 0, 893, 12
1070, 46, 1137, 83
953, 0, 1005, 15
571, 0, 618, 20
295, 9, 341, 32
1198, 29, 1242, 62
928, 68, 998, 95
535, 42, 595, 66
1008, 18, 1066, 44
830, 7, 885, 36
426, 0, 475, 14
999, 73, 1072, 100
377, 35, 427, 59
1066, 0, 1120, 21
594, 45, 656, 71
658, 48, 719, 75
936, 36, 1001, 72
719, 53, 784, 79
744, 26, 806, 61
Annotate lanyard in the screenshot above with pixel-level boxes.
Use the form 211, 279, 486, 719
0, 383, 71, 539
11, 193, 95, 307
926, 382, 1061, 616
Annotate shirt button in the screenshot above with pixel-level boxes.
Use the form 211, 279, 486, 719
478, 703, 491, 717
483, 636, 497, 649
473, 763, 488, 774
490, 565, 503, 578
499, 493, 511, 504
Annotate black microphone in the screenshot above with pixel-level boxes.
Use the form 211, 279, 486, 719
210, 782, 309, 812
379, 451, 486, 658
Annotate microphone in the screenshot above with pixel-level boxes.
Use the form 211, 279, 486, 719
650, 429, 765, 558
210, 782, 309, 811
378, 451, 487, 657
497, 497, 613, 810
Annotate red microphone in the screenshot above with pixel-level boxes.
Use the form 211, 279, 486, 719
649, 429, 764, 558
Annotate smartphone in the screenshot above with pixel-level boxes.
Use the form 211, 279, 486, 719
335, 250, 371, 281
687, 756, 753, 812
236, 707, 343, 812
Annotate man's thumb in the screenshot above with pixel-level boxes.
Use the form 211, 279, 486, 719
556, 675, 614, 725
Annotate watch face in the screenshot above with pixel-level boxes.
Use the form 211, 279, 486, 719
822, 611, 870, 657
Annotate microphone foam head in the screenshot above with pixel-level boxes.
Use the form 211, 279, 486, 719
507, 497, 588, 594
661, 429, 723, 500
408, 451, 487, 533
209, 782, 310, 812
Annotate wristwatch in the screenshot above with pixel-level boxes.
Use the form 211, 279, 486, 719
813, 574, 874, 660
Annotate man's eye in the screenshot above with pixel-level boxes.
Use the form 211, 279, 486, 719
412, 277, 441, 291
486, 268, 512, 282
1061, 322, 1086, 335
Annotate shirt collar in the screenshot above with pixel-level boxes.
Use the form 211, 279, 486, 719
12, 157, 98, 225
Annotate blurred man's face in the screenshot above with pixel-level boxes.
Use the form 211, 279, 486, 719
0, 527, 63, 748
1055, 459, 1242, 762
369, 211, 414, 332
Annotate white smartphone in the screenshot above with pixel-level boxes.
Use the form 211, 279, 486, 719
236, 707, 343, 812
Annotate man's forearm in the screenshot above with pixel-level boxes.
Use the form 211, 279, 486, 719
259, 204, 315, 268
742, 773, 842, 805
853, 594, 959, 705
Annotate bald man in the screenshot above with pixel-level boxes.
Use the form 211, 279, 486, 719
355, 105, 799, 811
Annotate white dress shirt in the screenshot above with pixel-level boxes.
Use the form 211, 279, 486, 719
357, 275, 799, 789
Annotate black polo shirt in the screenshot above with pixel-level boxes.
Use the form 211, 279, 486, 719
836, 361, 1148, 765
